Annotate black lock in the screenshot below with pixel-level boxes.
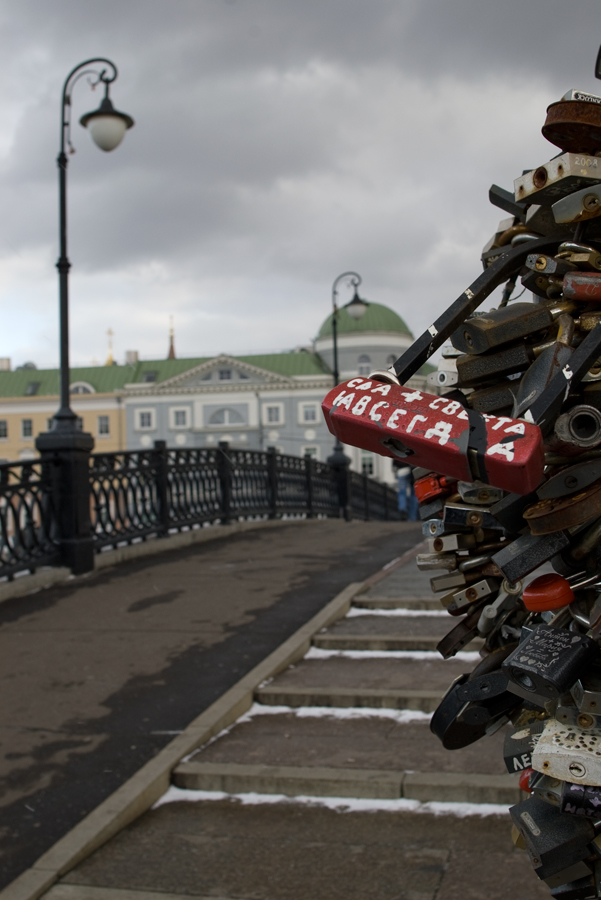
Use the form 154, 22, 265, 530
490, 490, 538, 534
456, 343, 532, 387
502, 624, 600, 701
451, 302, 554, 355
510, 796, 596, 881
503, 719, 546, 773
492, 530, 571, 582
512, 342, 573, 419
468, 380, 519, 414
561, 781, 601, 819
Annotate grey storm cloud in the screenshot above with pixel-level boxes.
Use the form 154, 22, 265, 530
1, 0, 601, 367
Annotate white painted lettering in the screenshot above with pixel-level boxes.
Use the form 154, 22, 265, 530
401, 390, 423, 403
387, 409, 408, 430
356, 381, 373, 391
352, 395, 371, 416
346, 378, 365, 388
457, 409, 469, 421
492, 417, 512, 431
407, 414, 427, 434
429, 397, 444, 410
371, 383, 391, 396
370, 401, 389, 422
425, 420, 453, 444
334, 391, 355, 410
505, 422, 525, 435
442, 400, 461, 416
487, 441, 515, 461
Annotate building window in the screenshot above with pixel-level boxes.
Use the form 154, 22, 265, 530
267, 406, 280, 423
358, 354, 371, 376
303, 446, 319, 459
361, 451, 375, 476
71, 382, 94, 394
301, 403, 318, 423
142, 371, 158, 383
170, 407, 190, 429
22, 419, 33, 438
262, 403, 284, 426
239, 371, 249, 380
137, 409, 156, 430
98, 415, 110, 436
219, 369, 232, 381
25, 381, 40, 396
209, 408, 244, 426
0, 420, 7, 439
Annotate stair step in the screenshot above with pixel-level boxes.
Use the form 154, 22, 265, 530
353, 596, 441, 610
254, 685, 443, 711
312, 633, 482, 652
172, 761, 520, 805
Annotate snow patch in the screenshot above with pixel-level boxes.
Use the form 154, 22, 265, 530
305, 647, 480, 662
153, 786, 509, 818
346, 607, 447, 618
238, 702, 432, 723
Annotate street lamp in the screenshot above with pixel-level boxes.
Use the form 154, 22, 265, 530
328, 271, 368, 465
330, 271, 368, 386
52, 58, 134, 433
36, 59, 134, 575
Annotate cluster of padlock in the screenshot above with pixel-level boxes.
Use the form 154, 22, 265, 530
320, 48, 601, 900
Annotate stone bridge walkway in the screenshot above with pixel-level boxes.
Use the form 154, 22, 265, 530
0, 519, 418, 891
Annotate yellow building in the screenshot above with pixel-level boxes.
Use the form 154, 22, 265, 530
0, 365, 129, 462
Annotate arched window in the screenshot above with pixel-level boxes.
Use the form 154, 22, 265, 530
358, 354, 371, 376
209, 408, 244, 425
70, 382, 95, 394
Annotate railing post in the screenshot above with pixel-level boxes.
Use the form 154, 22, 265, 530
266, 445, 278, 519
218, 441, 232, 524
153, 440, 170, 535
304, 452, 314, 518
35, 430, 94, 574
327, 445, 351, 520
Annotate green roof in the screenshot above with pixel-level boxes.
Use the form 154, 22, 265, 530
0, 350, 330, 397
317, 302, 413, 340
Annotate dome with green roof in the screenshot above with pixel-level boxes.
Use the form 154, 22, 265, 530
316, 302, 413, 340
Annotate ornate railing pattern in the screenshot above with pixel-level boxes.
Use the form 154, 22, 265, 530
0, 461, 60, 578
0, 442, 400, 579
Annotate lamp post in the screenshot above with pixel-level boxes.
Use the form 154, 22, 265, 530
327, 271, 369, 472
36, 59, 134, 573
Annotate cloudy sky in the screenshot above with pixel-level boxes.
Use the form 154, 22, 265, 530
1, 0, 601, 369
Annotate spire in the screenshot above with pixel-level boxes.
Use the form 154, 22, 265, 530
167, 316, 176, 360
105, 328, 114, 366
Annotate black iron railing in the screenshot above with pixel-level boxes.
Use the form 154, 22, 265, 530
0, 460, 61, 579
1, 441, 400, 580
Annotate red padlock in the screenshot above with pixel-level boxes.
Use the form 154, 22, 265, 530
563, 271, 601, 303
414, 474, 455, 504
519, 767, 534, 793
522, 573, 575, 612
322, 378, 544, 495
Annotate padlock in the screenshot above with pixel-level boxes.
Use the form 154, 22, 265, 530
321, 379, 545, 495
477, 579, 523, 634
531, 772, 563, 807
503, 626, 600, 702
451, 302, 555, 355
567, 249, 601, 272
436, 601, 484, 659
531, 717, 601, 785
521, 268, 554, 300
457, 481, 503, 505
446, 578, 499, 616
515, 151, 601, 204
468, 380, 519, 414
522, 574, 575, 611
418, 497, 446, 521
552, 405, 601, 453
553, 182, 601, 224
430, 669, 519, 748
428, 532, 477, 553
492, 530, 572, 582
456, 343, 533, 386
538, 459, 601, 499
430, 570, 468, 593
523, 480, 601, 534
443, 502, 505, 531
525, 253, 577, 278
564, 270, 601, 302
504, 720, 546, 773
520, 767, 536, 793
572, 669, 601, 715
415, 552, 457, 572
413, 473, 455, 504
509, 795, 596, 882
561, 781, 601, 818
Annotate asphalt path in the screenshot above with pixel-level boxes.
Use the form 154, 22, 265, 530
0, 518, 420, 889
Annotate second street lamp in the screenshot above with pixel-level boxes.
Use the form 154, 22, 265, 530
36, 58, 134, 574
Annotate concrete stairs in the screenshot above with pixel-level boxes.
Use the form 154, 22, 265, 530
171, 549, 520, 807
